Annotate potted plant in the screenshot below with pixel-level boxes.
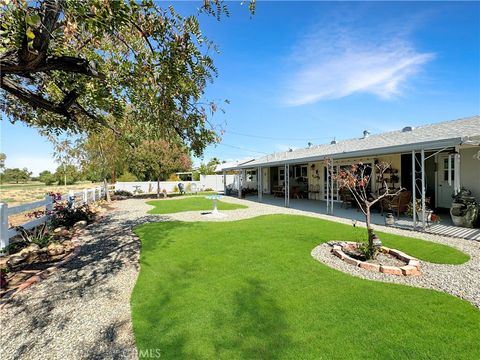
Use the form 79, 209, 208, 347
450, 188, 479, 228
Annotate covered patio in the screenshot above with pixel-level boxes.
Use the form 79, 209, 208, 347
238, 194, 480, 241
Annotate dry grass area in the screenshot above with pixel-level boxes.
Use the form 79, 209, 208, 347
1, 182, 101, 227
1, 182, 101, 207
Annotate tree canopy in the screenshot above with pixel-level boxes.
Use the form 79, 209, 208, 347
1, 0, 255, 156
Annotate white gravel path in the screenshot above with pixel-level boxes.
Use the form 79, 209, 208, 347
1, 195, 478, 360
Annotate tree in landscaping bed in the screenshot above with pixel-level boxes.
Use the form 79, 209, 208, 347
327, 159, 403, 258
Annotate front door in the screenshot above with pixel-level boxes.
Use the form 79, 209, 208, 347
437, 154, 455, 208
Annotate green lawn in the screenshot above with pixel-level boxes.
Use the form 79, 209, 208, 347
146, 196, 248, 214
131, 214, 477, 359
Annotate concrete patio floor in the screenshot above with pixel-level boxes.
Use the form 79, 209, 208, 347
239, 194, 480, 241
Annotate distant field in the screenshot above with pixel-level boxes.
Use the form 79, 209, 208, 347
0, 181, 101, 207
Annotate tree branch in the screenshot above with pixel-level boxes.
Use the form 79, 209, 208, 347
1, 76, 72, 118
1, 56, 103, 78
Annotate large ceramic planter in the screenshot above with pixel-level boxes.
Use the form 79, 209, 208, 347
450, 202, 479, 228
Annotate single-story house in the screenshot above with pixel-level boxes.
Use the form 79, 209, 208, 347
223, 116, 480, 230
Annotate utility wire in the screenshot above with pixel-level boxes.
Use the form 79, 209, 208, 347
216, 142, 269, 155
225, 130, 334, 141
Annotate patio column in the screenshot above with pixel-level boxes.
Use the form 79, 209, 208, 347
421, 149, 426, 230
223, 170, 227, 194
237, 170, 242, 199
326, 161, 330, 214
284, 163, 290, 207
257, 166, 263, 201
412, 150, 417, 230
454, 146, 461, 195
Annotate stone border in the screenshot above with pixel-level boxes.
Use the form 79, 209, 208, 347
330, 241, 421, 276
0, 228, 86, 308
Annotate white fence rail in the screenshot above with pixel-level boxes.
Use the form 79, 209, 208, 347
115, 174, 236, 194
0, 185, 110, 250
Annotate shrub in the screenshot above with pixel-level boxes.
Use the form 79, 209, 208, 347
186, 183, 192, 192
204, 188, 214, 192
172, 185, 179, 193
49, 203, 95, 229
118, 172, 138, 182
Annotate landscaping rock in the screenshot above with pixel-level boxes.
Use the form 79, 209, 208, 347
379, 265, 403, 276
47, 243, 65, 256
18, 244, 40, 259
401, 265, 420, 276
73, 220, 87, 229
344, 256, 361, 267
53, 227, 66, 234
333, 249, 346, 260
359, 262, 381, 272
408, 260, 421, 270
7, 255, 25, 267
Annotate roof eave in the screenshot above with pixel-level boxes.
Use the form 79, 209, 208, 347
233, 137, 464, 169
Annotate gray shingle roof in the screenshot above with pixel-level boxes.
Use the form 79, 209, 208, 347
235, 115, 480, 168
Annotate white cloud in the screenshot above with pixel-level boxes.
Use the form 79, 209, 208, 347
284, 17, 435, 106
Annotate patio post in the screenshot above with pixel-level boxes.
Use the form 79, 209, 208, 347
223, 170, 227, 194
237, 170, 242, 199
412, 150, 417, 230
284, 163, 290, 207
326, 161, 330, 214
257, 166, 263, 201
454, 145, 461, 195
330, 160, 334, 215
421, 149, 426, 230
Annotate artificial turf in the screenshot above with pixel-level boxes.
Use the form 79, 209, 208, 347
146, 196, 248, 214
131, 214, 477, 359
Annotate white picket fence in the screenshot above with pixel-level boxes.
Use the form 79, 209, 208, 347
0, 185, 110, 250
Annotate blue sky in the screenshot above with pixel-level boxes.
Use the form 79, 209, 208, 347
2, 1, 479, 175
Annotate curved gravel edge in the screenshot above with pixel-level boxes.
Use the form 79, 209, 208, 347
311, 243, 480, 308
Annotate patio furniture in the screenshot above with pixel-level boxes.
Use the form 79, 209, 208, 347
339, 188, 353, 208
386, 190, 412, 217
272, 185, 284, 198
291, 186, 303, 199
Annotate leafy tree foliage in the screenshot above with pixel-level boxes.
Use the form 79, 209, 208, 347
1, 167, 31, 183
1, 0, 254, 156
39, 170, 55, 185
132, 139, 192, 197
54, 164, 81, 185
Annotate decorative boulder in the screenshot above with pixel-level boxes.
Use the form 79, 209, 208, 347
73, 220, 88, 229
7, 255, 26, 267
47, 243, 65, 256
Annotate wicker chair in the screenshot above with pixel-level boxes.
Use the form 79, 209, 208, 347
386, 191, 412, 217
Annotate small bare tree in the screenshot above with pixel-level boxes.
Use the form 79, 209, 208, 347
326, 159, 403, 258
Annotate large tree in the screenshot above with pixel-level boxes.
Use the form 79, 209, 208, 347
1, 0, 254, 156
133, 139, 192, 197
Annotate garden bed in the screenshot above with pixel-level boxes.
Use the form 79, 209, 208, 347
329, 241, 421, 276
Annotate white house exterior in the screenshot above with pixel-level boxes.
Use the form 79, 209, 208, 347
224, 116, 480, 229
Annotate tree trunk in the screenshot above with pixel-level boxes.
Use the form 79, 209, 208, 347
157, 178, 160, 198
104, 178, 111, 202
365, 206, 375, 256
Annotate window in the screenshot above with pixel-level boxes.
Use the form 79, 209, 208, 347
246, 170, 257, 182
443, 158, 454, 181
294, 165, 308, 179
279, 168, 285, 182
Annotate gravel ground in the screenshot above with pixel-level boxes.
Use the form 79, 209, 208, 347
0, 201, 164, 360
1, 195, 478, 359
